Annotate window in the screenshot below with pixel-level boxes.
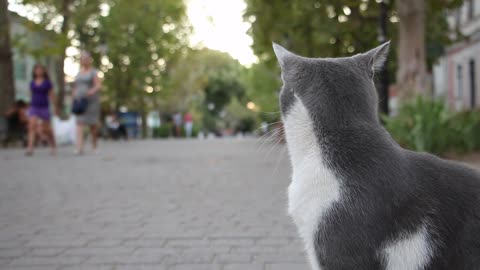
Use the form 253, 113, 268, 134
457, 64, 464, 110
470, 59, 477, 108
468, 0, 475, 20
455, 8, 462, 29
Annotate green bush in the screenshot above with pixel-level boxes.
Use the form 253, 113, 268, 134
179, 125, 200, 138
152, 123, 200, 138
448, 111, 480, 152
153, 124, 172, 138
383, 96, 480, 155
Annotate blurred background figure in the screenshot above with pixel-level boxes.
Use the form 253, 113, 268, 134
184, 111, 193, 138
173, 112, 182, 138
25, 64, 56, 156
73, 52, 101, 154
260, 121, 268, 135
2, 100, 28, 147
105, 111, 128, 140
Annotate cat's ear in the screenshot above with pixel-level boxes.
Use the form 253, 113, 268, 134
356, 41, 390, 78
272, 42, 297, 71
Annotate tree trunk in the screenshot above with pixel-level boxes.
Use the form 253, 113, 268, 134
396, 0, 428, 100
0, 0, 15, 115
56, 0, 71, 116
55, 57, 65, 113
378, 0, 389, 116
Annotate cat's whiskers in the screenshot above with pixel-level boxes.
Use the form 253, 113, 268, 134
263, 132, 285, 159
270, 146, 288, 178
251, 121, 282, 135
256, 127, 283, 153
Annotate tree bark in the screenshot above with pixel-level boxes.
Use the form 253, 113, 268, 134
396, 0, 428, 100
378, 0, 389, 116
56, 0, 71, 116
0, 0, 15, 115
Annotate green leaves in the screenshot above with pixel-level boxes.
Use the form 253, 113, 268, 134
383, 96, 480, 155
99, 0, 190, 112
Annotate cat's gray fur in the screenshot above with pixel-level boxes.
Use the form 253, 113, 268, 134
274, 42, 480, 270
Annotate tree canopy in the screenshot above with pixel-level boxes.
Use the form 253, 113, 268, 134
245, 0, 463, 70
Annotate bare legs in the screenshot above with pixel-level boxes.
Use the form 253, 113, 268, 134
75, 122, 84, 154
42, 121, 56, 155
90, 125, 98, 151
26, 117, 56, 155
26, 117, 37, 155
75, 122, 98, 154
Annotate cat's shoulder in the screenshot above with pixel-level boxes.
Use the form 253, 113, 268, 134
404, 149, 480, 192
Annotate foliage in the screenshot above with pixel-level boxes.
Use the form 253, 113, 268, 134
224, 98, 258, 132
383, 96, 451, 154
383, 96, 480, 155
242, 62, 281, 121
152, 124, 172, 138
152, 123, 200, 138
98, 0, 190, 113
172, 49, 247, 132
164, 48, 247, 131
448, 111, 480, 152
12, 0, 105, 111
245, 0, 463, 69
244, 0, 464, 111
245, 0, 387, 65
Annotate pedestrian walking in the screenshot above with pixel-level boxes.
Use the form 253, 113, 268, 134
25, 65, 57, 156
173, 112, 182, 137
73, 52, 102, 154
184, 112, 193, 138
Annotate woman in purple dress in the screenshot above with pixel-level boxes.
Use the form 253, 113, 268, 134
26, 64, 57, 156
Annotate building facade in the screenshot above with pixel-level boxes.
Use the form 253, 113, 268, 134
433, 0, 480, 111
10, 12, 59, 103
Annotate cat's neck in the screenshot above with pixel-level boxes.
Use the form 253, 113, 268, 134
311, 119, 401, 179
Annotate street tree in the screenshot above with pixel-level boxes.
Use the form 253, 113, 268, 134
245, 0, 464, 103
98, 0, 190, 136
12, 0, 103, 112
0, 0, 15, 115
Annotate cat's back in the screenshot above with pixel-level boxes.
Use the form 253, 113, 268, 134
404, 150, 480, 269
405, 150, 480, 199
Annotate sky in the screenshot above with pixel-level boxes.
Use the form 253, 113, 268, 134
186, 0, 257, 66
8, 0, 257, 76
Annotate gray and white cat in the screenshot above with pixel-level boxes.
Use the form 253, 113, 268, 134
273, 42, 480, 270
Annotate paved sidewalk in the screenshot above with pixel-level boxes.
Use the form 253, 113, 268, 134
0, 139, 308, 270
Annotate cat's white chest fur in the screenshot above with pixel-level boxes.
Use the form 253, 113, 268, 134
283, 99, 341, 270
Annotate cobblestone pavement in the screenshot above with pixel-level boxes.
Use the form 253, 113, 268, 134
0, 139, 308, 270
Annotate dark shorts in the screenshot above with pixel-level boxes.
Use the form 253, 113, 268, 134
28, 106, 50, 121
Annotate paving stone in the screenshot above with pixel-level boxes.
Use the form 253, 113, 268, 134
1, 266, 62, 270
0, 248, 30, 258
62, 247, 135, 256
9, 256, 88, 266
224, 263, 263, 270
114, 265, 167, 270
169, 264, 222, 270
265, 263, 310, 270
214, 254, 251, 263
0, 140, 305, 269
85, 254, 163, 265
59, 266, 114, 270
29, 248, 66, 256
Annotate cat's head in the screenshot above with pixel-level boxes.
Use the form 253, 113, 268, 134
273, 42, 390, 130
